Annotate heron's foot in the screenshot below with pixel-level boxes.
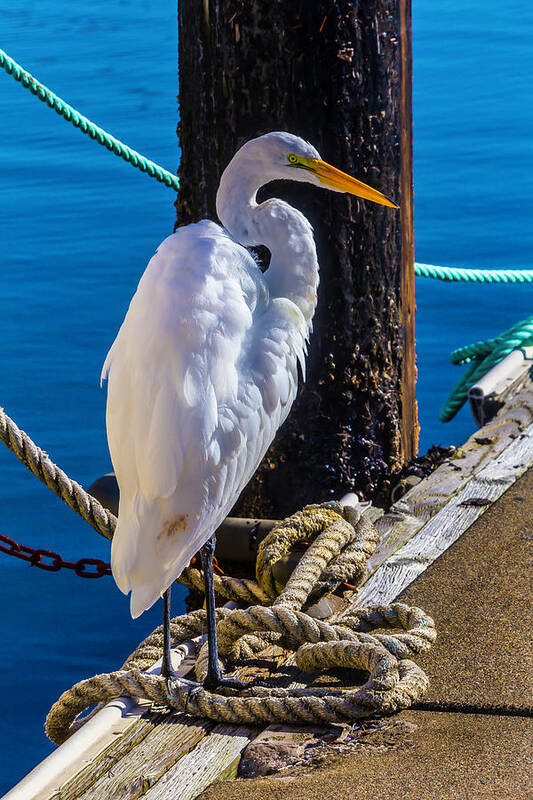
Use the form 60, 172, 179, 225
166, 675, 204, 713
203, 674, 247, 692
183, 681, 204, 712
167, 675, 201, 691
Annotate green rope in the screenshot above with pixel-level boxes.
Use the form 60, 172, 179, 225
0, 49, 179, 191
415, 262, 533, 283
439, 316, 533, 422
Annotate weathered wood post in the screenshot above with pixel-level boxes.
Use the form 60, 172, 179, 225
176, 0, 417, 515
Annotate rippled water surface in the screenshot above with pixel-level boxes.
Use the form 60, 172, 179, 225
1, 1, 532, 790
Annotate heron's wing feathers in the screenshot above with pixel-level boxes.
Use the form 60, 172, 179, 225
103, 222, 305, 616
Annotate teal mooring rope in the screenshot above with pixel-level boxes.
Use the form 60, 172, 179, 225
439, 316, 533, 422
414, 262, 533, 284
2, 47, 532, 424
0, 49, 179, 191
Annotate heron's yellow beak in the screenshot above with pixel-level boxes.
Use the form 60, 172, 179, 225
291, 155, 398, 209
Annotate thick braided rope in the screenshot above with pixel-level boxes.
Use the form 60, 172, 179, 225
47, 644, 428, 740
180, 504, 380, 610
46, 503, 436, 744
0, 407, 116, 540
1, 401, 421, 682
0, 49, 179, 191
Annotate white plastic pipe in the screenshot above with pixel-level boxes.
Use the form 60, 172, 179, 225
469, 347, 533, 426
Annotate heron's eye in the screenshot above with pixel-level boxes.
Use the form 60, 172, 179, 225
287, 154, 298, 165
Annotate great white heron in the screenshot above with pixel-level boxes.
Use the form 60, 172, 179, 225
102, 131, 397, 689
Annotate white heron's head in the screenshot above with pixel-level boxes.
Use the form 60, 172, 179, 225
225, 131, 398, 208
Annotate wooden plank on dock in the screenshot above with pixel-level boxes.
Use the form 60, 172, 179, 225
50, 710, 161, 800
141, 725, 256, 800
357, 420, 533, 606
65, 712, 213, 800
362, 374, 533, 579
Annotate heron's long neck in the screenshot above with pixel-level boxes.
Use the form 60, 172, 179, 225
216, 168, 319, 327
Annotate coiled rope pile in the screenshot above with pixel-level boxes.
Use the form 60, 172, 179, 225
46, 502, 436, 745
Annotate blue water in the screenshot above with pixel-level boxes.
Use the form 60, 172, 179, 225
0, 0, 532, 791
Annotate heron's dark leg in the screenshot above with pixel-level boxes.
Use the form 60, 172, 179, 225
161, 585, 172, 679
200, 534, 244, 691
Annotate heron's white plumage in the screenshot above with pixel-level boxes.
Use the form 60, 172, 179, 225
103, 133, 330, 617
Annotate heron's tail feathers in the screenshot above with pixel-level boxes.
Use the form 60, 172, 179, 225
127, 555, 191, 620
110, 501, 141, 596
129, 580, 169, 620
111, 496, 197, 619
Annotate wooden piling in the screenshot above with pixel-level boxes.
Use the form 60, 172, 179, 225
399, 0, 418, 462
176, 0, 418, 513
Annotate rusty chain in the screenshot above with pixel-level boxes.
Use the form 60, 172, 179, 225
0, 532, 222, 580
0, 532, 111, 578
